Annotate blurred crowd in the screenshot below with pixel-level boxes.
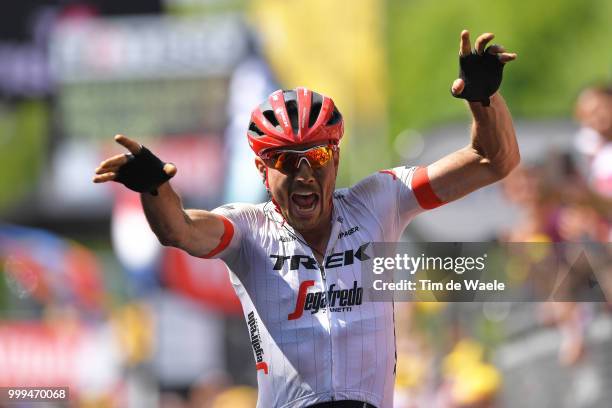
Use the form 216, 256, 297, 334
391, 85, 612, 408
502, 85, 612, 243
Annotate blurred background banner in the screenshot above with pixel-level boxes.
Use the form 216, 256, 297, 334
0, 0, 611, 407
161, 248, 242, 315
249, 0, 389, 185
0, 321, 122, 395
47, 13, 247, 215
0, 224, 104, 310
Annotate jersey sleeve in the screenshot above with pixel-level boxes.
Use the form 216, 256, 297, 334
346, 166, 445, 239
198, 203, 266, 287
198, 203, 249, 262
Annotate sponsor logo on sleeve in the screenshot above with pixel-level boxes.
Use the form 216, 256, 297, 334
248, 311, 268, 374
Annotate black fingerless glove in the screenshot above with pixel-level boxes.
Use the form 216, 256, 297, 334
114, 146, 171, 195
452, 48, 504, 106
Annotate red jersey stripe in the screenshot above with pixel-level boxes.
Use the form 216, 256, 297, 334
412, 166, 445, 209
201, 215, 234, 258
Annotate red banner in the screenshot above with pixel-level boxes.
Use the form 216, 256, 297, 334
0, 322, 121, 395
162, 248, 242, 315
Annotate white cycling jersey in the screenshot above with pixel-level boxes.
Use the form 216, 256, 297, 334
206, 165, 441, 408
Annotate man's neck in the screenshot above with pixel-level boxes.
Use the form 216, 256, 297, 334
295, 212, 334, 263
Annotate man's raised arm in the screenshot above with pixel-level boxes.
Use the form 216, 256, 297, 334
93, 134, 227, 257
423, 30, 520, 203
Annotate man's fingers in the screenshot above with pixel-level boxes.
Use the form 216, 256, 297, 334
114, 134, 142, 155
460, 30, 472, 56
92, 172, 116, 183
486, 44, 506, 55
96, 153, 130, 173
95, 164, 123, 175
475, 33, 495, 55
95, 135, 138, 176
498, 52, 517, 63
163, 163, 177, 178
451, 78, 465, 96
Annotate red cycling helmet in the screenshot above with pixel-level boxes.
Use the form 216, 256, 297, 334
247, 87, 344, 156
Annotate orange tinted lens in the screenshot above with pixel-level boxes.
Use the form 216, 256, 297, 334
274, 152, 298, 171
266, 145, 333, 172
262, 154, 280, 169
303, 146, 333, 168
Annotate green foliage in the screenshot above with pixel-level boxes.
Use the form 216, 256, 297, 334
165, 0, 245, 16
387, 0, 612, 140
0, 101, 48, 212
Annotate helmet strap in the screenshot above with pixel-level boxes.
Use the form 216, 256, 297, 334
264, 169, 270, 191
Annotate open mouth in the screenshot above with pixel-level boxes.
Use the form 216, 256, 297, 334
290, 192, 320, 216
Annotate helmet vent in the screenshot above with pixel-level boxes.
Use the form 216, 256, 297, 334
263, 110, 280, 130
248, 122, 264, 137
308, 92, 324, 127
327, 107, 342, 125
285, 100, 299, 134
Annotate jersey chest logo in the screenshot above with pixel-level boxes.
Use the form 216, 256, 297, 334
288, 281, 364, 320
269, 243, 371, 270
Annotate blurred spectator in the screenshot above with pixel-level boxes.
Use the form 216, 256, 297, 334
499, 164, 556, 242
440, 339, 502, 408
574, 85, 612, 198
500, 114, 612, 368
187, 374, 232, 408
210, 385, 258, 408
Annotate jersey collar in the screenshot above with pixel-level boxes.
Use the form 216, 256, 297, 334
265, 196, 343, 256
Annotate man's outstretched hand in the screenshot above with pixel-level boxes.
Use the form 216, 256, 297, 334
93, 134, 177, 194
451, 30, 517, 106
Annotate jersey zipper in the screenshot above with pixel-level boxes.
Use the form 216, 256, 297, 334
294, 210, 341, 401
318, 263, 334, 401
313, 260, 336, 401
317, 217, 342, 402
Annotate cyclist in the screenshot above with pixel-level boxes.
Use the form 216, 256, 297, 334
94, 30, 518, 408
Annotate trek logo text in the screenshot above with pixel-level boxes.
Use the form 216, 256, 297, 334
270, 243, 371, 270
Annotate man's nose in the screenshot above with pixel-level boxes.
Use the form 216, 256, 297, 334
294, 157, 315, 182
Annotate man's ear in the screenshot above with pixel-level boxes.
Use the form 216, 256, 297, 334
255, 157, 266, 179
